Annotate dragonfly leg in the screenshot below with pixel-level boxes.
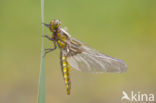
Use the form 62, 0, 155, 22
44, 42, 57, 56
44, 35, 54, 41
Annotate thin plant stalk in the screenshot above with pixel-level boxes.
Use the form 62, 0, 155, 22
38, 0, 46, 102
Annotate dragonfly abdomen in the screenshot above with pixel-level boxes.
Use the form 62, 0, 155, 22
61, 55, 71, 95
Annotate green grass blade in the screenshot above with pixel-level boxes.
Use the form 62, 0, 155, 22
38, 56, 46, 103
38, 0, 46, 102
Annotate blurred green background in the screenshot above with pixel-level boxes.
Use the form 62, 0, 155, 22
0, 0, 156, 103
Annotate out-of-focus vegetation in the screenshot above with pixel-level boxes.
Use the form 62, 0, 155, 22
0, 0, 156, 103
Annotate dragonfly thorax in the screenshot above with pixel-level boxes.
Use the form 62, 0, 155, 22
56, 31, 68, 48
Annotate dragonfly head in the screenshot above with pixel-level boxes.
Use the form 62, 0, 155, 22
44, 19, 61, 32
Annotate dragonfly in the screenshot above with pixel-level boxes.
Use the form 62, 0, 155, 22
43, 19, 127, 95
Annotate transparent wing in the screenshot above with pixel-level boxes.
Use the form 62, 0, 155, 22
65, 38, 127, 73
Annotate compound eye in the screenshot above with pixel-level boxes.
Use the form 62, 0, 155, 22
57, 23, 61, 27
56, 20, 61, 27
50, 20, 54, 25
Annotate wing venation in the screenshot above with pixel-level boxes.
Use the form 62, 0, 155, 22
63, 37, 127, 73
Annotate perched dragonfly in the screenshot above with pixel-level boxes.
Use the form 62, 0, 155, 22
43, 19, 127, 95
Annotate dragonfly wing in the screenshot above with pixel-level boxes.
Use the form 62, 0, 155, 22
65, 38, 127, 73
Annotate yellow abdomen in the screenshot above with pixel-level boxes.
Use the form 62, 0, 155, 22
61, 56, 71, 95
